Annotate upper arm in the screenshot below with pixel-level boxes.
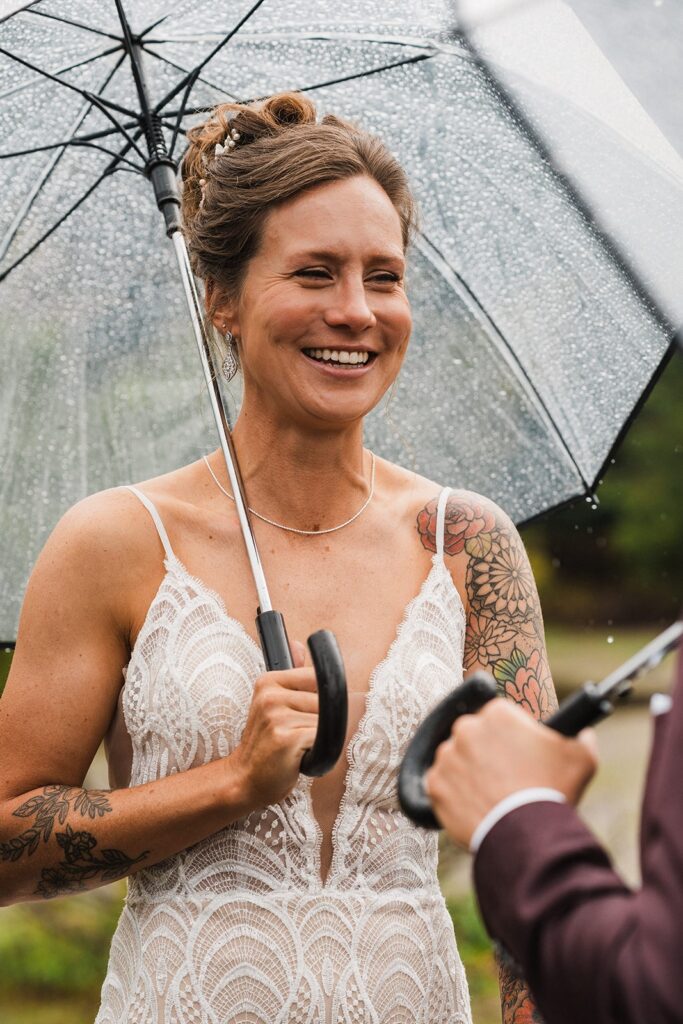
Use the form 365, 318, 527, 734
0, 491, 137, 802
419, 490, 558, 721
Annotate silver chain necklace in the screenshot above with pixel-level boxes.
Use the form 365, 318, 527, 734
202, 451, 376, 535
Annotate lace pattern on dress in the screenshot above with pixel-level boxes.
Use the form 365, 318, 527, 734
96, 485, 472, 1023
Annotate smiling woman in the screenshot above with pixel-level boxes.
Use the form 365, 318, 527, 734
0, 92, 554, 1024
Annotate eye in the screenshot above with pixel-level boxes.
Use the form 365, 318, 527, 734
370, 272, 401, 283
295, 268, 331, 279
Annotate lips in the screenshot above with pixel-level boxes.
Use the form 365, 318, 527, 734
301, 347, 377, 373
301, 347, 375, 366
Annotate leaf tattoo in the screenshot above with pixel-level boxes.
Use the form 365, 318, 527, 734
0, 785, 148, 898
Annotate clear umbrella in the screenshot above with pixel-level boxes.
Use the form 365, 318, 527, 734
1, 0, 681, 645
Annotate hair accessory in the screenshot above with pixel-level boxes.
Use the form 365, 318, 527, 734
221, 330, 239, 382
203, 451, 376, 535
214, 128, 241, 158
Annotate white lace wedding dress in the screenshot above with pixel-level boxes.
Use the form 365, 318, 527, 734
95, 485, 472, 1023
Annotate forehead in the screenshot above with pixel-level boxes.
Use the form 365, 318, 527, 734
261, 175, 404, 260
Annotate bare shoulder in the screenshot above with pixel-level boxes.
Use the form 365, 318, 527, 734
412, 486, 512, 557
39, 485, 158, 580
23, 479, 182, 652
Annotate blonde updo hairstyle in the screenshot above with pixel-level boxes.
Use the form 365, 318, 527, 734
181, 92, 417, 367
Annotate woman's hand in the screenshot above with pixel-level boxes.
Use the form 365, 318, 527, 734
228, 640, 320, 809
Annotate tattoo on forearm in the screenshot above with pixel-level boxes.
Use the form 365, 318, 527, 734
0, 785, 148, 898
499, 961, 545, 1024
417, 493, 557, 718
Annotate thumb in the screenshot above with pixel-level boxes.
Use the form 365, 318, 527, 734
576, 726, 599, 759
291, 640, 307, 668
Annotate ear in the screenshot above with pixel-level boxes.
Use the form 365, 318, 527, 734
206, 278, 238, 336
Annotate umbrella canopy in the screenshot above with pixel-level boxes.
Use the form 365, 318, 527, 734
1, 0, 681, 640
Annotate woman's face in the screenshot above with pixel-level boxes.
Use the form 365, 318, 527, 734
215, 174, 412, 432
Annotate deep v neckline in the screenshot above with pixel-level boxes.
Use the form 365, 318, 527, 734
146, 552, 462, 888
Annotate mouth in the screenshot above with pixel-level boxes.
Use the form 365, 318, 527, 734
301, 347, 377, 372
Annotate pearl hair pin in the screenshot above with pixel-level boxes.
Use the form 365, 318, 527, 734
199, 127, 242, 208
214, 128, 241, 157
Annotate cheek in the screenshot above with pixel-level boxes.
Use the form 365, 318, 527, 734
393, 312, 412, 359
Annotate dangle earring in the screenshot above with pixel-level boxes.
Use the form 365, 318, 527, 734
221, 329, 239, 382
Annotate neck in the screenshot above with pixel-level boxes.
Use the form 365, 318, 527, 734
208, 413, 372, 533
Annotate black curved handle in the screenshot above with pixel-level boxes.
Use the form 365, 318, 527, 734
255, 610, 348, 778
398, 672, 498, 829
300, 630, 348, 777
399, 672, 628, 829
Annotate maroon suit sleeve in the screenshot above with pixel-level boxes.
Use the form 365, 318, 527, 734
473, 661, 683, 1024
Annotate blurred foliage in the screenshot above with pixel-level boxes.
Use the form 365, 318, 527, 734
0, 648, 11, 696
448, 892, 500, 1012
523, 351, 683, 625
0, 885, 124, 1023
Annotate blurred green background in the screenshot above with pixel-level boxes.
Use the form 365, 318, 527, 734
0, 354, 681, 1023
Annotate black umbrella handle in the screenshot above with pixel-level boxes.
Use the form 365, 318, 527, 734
399, 673, 626, 829
398, 672, 498, 829
255, 610, 348, 778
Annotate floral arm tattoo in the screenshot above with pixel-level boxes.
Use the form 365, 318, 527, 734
0, 785, 148, 899
417, 492, 557, 1023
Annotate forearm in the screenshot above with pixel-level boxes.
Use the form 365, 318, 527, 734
498, 956, 544, 1024
0, 754, 253, 904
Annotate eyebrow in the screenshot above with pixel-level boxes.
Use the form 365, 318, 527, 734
288, 249, 405, 265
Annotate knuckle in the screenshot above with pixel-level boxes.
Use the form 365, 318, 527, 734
453, 713, 477, 740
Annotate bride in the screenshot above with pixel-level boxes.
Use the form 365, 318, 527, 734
0, 92, 555, 1023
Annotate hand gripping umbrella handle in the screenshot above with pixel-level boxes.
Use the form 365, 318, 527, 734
398, 673, 630, 829
256, 610, 348, 778
398, 672, 498, 829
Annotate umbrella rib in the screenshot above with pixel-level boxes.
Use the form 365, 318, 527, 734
0, 45, 140, 124
140, 13, 173, 36
0, 120, 149, 282
0, 138, 142, 168
413, 231, 594, 492
152, 0, 270, 115
25, 8, 123, 42
246, 52, 433, 104
0, 169, 111, 283
0, 52, 140, 265
142, 45, 240, 101
161, 50, 435, 123
0, 44, 122, 103
0, 117, 176, 161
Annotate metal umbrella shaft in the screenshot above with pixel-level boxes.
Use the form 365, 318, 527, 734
170, 231, 272, 615
112, 0, 272, 614
113, 1, 348, 776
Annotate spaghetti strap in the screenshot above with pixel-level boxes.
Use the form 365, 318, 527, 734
125, 485, 175, 563
435, 486, 452, 561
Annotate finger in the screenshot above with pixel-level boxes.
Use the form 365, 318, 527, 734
284, 691, 319, 713
291, 640, 306, 669
275, 668, 318, 692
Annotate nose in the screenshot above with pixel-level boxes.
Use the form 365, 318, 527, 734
323, 275, 377, 333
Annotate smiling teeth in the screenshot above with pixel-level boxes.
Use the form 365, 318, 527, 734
304, 349, 370, 365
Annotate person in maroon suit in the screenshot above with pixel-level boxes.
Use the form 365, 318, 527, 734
425, 648, 683, 1024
